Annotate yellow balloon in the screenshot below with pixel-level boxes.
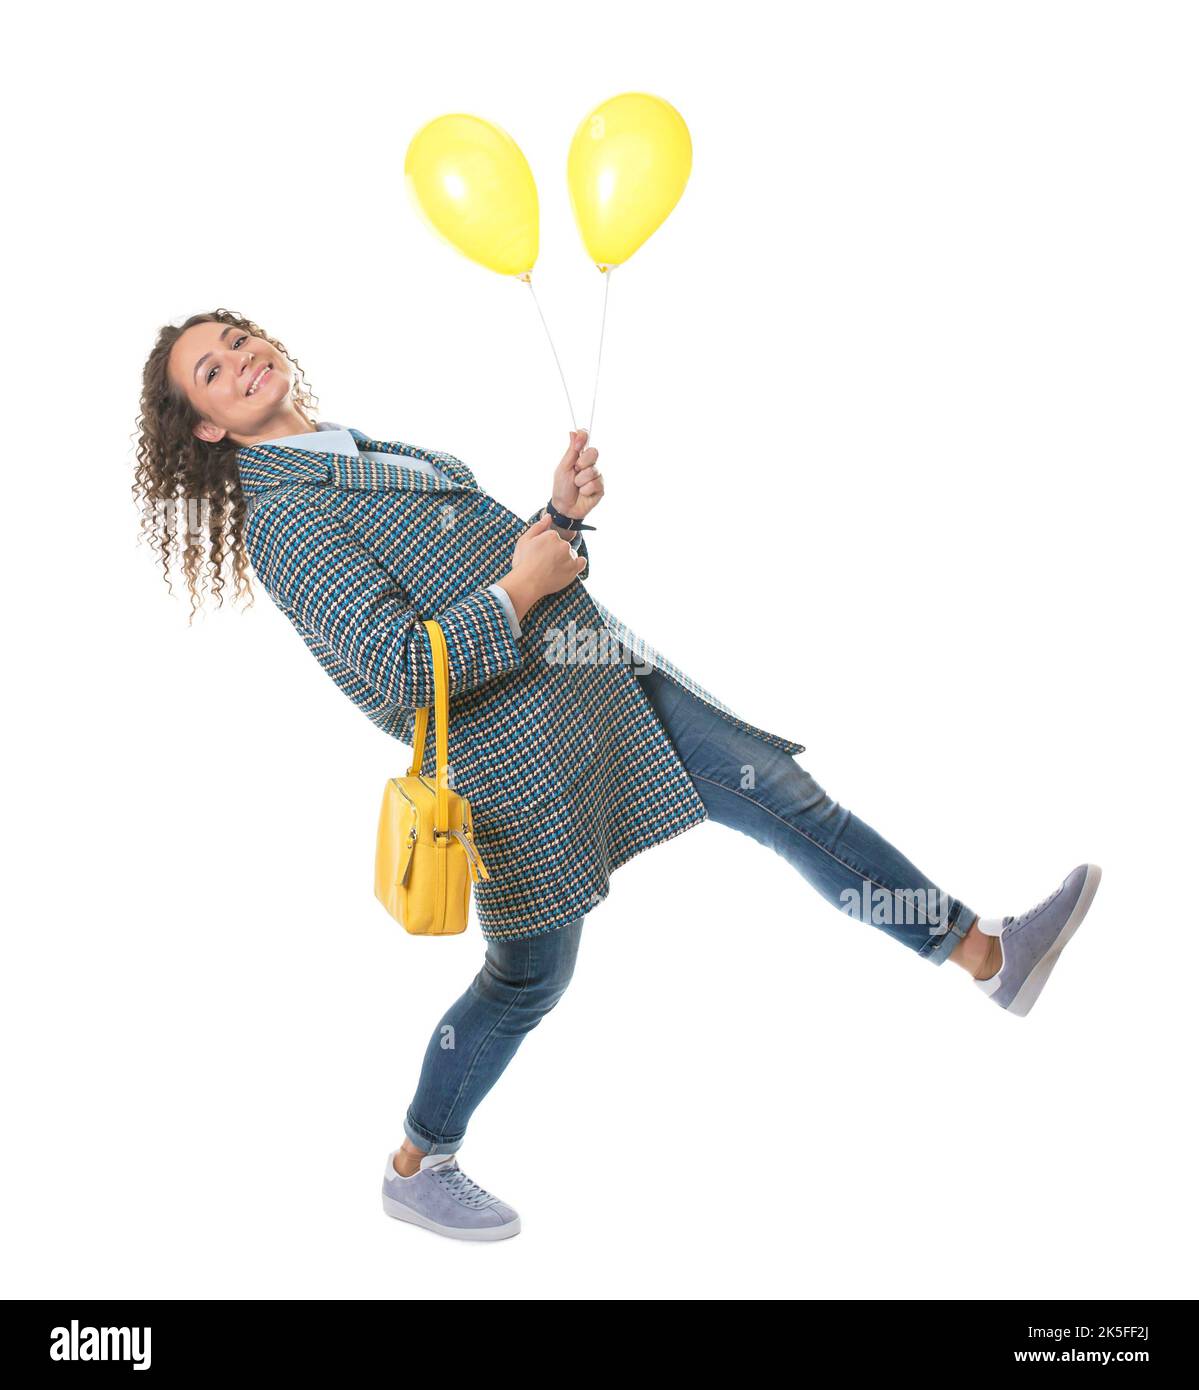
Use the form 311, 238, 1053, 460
405, 114, 539, 277
567, 92, 692, 270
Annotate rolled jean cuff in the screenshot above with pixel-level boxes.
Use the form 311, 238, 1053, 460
918, 897, 978, 966
403, 1109, 466, 1157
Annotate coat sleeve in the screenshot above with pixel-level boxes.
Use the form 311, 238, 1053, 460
246, 491, 523, 709
525, 505, 590, 583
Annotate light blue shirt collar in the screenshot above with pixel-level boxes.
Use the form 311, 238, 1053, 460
255, 420, 357, 455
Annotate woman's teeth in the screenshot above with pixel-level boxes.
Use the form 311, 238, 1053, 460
248, 366, 272, 395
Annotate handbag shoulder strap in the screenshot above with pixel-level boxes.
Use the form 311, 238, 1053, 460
407, 619, 452, 831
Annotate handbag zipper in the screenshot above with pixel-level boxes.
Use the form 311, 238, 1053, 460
390, 778, 420, 845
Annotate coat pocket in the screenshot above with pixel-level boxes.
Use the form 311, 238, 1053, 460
449, 693, 599, 813
454, 725, 559, 811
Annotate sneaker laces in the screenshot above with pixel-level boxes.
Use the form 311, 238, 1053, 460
1004, 882, 1065, 933
431, 1158, 497, 1209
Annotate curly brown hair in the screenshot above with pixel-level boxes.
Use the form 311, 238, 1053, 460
132, 309, 320, 624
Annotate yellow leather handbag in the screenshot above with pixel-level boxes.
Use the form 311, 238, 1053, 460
373, 619, 490, 935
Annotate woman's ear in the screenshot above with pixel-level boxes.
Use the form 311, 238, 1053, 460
192, 419, 225, 444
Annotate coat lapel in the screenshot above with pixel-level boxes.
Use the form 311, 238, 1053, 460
342, 429, 480, 493
236, 427, 480, 497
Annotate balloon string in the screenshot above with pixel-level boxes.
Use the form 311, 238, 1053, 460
524, 275, 578, 432
587, 265, 613, 440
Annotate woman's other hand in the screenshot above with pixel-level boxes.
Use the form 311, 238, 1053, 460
496, 515, 588, 622
551, 429, 603, 523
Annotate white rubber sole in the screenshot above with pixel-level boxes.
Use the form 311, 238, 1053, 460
1006, 863, 1102, 1017
382, 1190, 521, 1241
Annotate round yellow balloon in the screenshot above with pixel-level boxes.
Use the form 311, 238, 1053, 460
405, 114, 539, 277
567, 92, 692, 270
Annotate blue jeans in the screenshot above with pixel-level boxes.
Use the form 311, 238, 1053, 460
402, 660, 978, 1156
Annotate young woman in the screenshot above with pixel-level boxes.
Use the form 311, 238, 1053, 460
136, 309, 1102, 1242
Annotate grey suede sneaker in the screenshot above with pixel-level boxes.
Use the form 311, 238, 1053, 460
381, 1150, 521, 1241
975, 863, 1102, 1016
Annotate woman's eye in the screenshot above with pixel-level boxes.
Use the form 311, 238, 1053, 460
206, 335, 250, 384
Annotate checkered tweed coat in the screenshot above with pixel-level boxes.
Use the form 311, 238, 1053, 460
237, 428, 806, 942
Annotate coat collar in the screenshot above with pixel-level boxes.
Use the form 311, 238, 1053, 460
235, 426, 479, 496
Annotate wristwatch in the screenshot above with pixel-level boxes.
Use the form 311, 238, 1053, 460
545, 498, 596, 532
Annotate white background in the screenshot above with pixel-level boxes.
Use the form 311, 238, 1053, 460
3, 0, 1196, 1300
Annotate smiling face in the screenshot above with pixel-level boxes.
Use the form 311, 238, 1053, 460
167, 319, 310, 446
